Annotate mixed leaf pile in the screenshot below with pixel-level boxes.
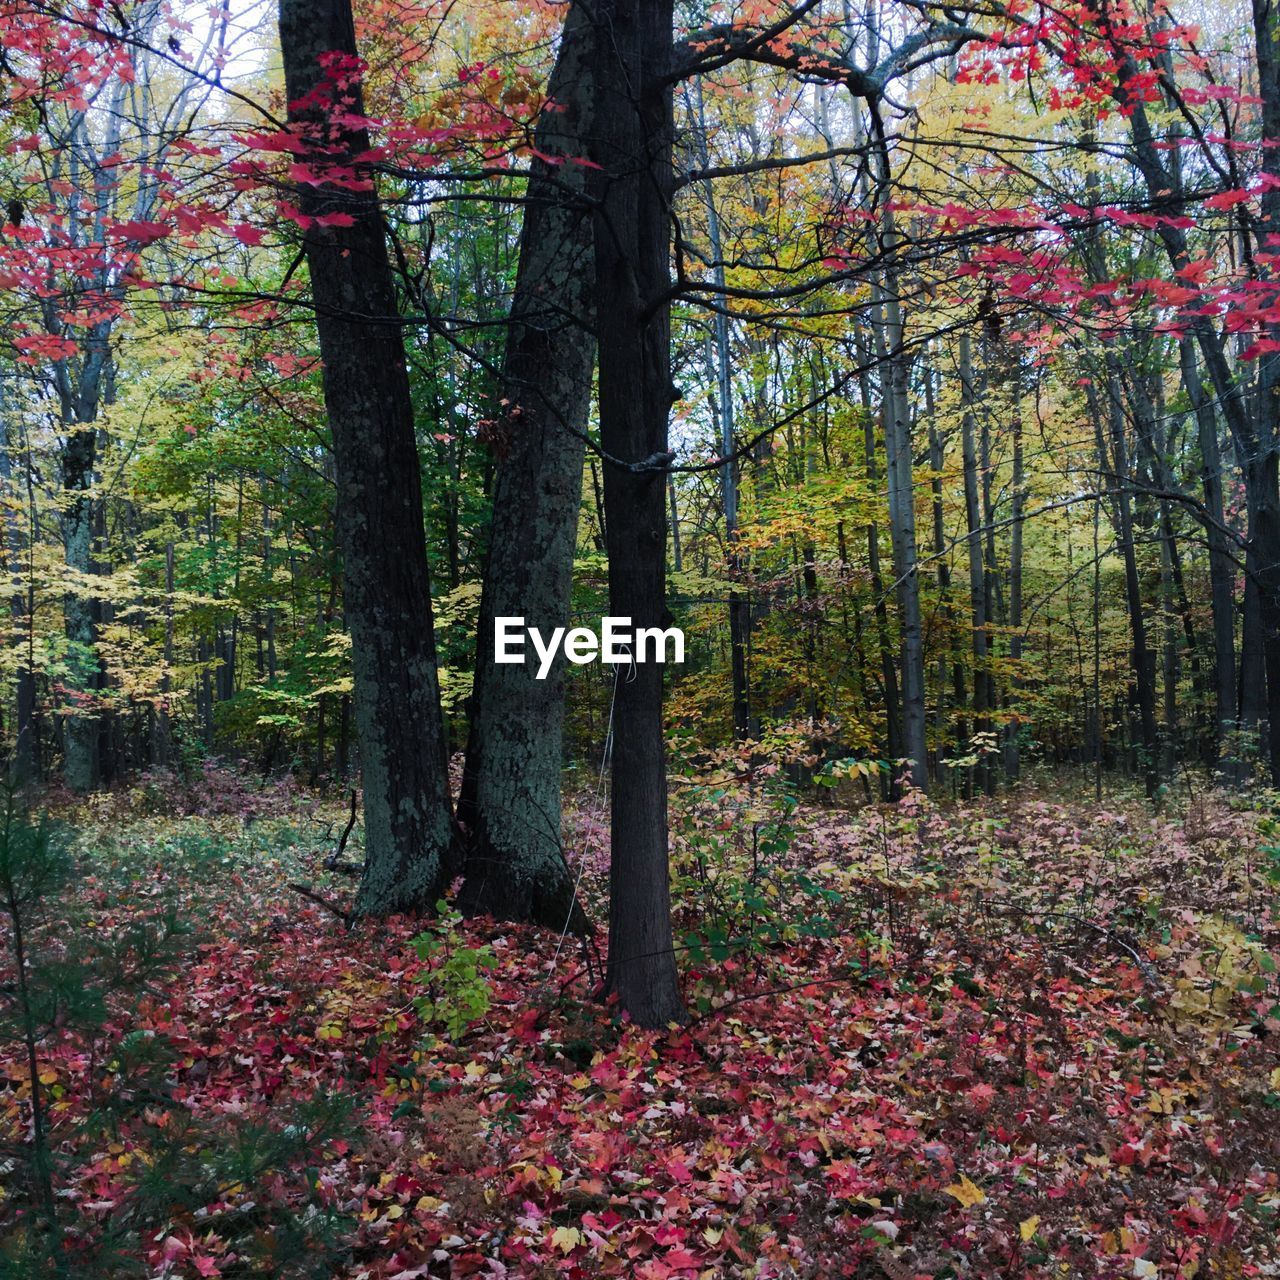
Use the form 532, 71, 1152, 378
2, 775, 1278, 1278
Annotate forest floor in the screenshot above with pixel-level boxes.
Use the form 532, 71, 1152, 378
3, 765, 1279, 1279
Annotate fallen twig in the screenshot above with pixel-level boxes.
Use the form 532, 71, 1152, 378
979, 897, 1165, 993
288, 881, 353, 927
323, 790, 362, 875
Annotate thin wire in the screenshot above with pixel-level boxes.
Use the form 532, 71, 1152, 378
548, 662, 620, 976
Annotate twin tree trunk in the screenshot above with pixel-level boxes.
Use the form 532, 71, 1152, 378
278, 0, 457, 915
277, 0, 682, 1025
457, 0, 596, 930
589, 0, 685, 1027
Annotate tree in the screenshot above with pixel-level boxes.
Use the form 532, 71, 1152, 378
589, 0, 685, 1028
277, 0, 458, 915
457, 0, 596, 930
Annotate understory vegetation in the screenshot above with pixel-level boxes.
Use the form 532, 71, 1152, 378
2, 769, 1278, 1278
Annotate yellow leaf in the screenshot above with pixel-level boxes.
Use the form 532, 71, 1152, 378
1269, 1066, 1280, 1091
943, 1174, 985, 1208
385, 1204, 403, 1220
551, 1225, 581, 1254
1020, 1215, 1041, 1242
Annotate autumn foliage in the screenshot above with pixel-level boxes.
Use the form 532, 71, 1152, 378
2, 0, 1280, 1275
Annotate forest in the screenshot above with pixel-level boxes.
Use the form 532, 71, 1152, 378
1, 0, 1279, 1275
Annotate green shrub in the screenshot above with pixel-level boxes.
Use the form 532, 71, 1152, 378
411, 902, 498, 1042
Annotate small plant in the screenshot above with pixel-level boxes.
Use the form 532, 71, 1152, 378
411, 902, 498, 1041
0, 786, 79, 1234
672, 768, 839, 965
0, 784, 359, 1277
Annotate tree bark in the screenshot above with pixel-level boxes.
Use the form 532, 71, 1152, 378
1249, 0, 1280, 782
589, 0, 685, 1028
880, 286, 927, 790
457, 0, 596, 930
60, 412, 101, 791
692, 81, 751, 740
278, 0, 457, 915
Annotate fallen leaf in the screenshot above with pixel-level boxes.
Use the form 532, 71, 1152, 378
943, 1174, 985, 1208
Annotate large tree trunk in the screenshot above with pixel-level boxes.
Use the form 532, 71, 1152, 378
589, 0, 685, 1028
278, 0, 457, 915
1249, 0, 1280, 782
51, 86, 133, 792
457, 0, 596, 929
60, 405, 102, 792
926, 402, 958, 783
1244, 455, 1280, 781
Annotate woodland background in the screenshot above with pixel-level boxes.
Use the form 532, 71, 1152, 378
1, 0, 1279, 1277
1, 0, 1276, 811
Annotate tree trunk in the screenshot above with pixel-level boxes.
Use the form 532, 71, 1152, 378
1114, 50, 1280, 782
1249, 0, 1280, 782
857, 361, 903, 793
925, 376, 963, 784
1003, 393, 1025, 782
53, 108, 126, 793
278, 0, 457, 915
61, 417, 101, 791
958, 332, 992, 795
457, 0, 596, 930
589, 0, 684, 1028
153, 539, 174, 768
1178, 339, 1238, 773
0, 384, 36, 783
693, 82, 751, 741
1096, 365, 1160, 796
874, 232, 927, 790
